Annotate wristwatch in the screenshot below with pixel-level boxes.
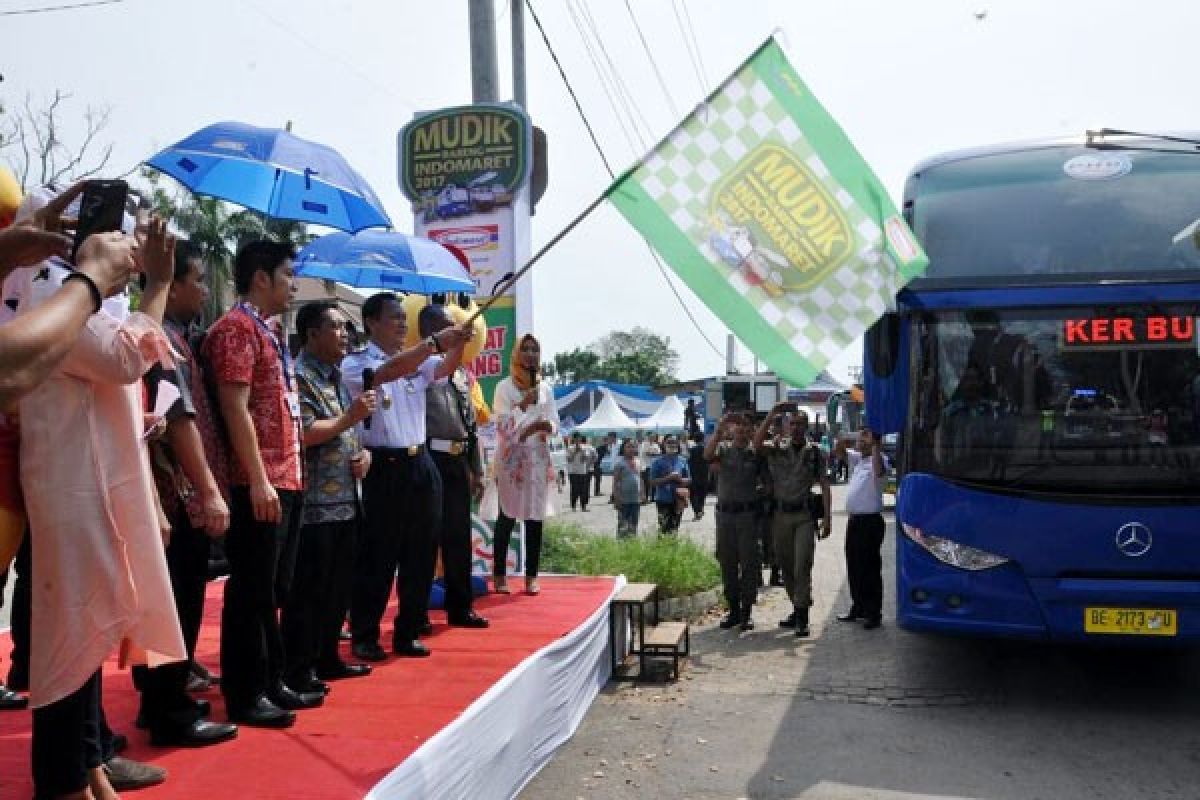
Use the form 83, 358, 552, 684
426, 335, 442, 354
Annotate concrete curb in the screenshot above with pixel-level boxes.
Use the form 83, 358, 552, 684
658, 587, 721, 620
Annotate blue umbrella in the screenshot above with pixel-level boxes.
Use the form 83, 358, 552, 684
146, 121, 391, 232
295, 230, 476, 294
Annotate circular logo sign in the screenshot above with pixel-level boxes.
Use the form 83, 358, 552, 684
1063, 153, 1132, 181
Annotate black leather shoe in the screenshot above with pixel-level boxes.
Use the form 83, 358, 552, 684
863, 618, 882, 630
228, 696, 295, 729
740, 614, 755, 631
109, 732, 128, 754
794, 609, 811, 638
718, 611, 742, 629
448, 611, 489, 629
0, 684, 28, 711
150, 718, 238, 747
316, 662, 372, 681
836, 610, 863, 622
288, 673, 330, 696
393, 639, 431, 658
269, 683, 324, 710
778, 612, 797, 629
352, 642, 388, 662
194, 698, 211, 717
419, 620, 434, 636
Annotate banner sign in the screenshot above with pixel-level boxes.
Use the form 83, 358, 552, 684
608, 37, 928, 388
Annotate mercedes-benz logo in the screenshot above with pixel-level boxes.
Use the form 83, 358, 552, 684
1115, 522, 1153, 558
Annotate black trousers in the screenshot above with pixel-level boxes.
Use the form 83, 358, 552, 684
32, 669, 102, 798
5, 531, 30, 689
689, 471, 708, 515
282, 517, 357, 681
220, 487, 303, 711
716, 510, 759, 611
845, 512, 887, 620
134, 509, 210, 729
592, 467, 603, 496
568, 473, 590, 510
431, 451, 476, 619
493, 514, 543, 579
353, 448, 441, 645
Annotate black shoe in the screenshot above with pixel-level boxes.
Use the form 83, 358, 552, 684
194, 698, 211, 717
719, 611, 743, 629
778, 612, 797, 629
794, 609, 810, 638
447, 611, 489, 629
228, 696, 296, 729
740, 614, 755, 631
109, 732, 128, 754
393, 639, 431, 658
836, 609, 863, 622
288, 672, 330, 696
352, 641, 388, 662
269, 682, 324, 710
0, 684, 27, 711
316, 662, 373, 681
150, 718, 239, 748
863, 617, 882, 630
5, 670, 28, 693
419, 619, 434, 636
769, 570, 785, 587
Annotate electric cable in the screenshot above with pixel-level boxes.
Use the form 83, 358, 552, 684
564, 0, 640, 156
0, 0, 121, 16
672, 0, 707, 95
623, 0, 680, 118
525, 0, 725, 360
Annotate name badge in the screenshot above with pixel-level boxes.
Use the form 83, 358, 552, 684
286, 391, 302, 420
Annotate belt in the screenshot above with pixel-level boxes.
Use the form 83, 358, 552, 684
428, 438, 468, 455
776, 500, 811, 513
368, 444, 425, 457
848, 510, 883, 518
716, 502, 755, 514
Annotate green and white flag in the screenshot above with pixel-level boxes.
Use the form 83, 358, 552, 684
608, 37, 928, 388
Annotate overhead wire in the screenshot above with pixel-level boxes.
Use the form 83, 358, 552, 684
623, 0, 680, 119
672, 0, 707, 95
564, 0, 640, 157
575, 0, 655, 145
525, 0, 725, 361
0, 0, 121, 15
679, 0, 711, 89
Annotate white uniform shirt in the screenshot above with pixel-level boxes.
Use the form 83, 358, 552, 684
341, 341, 444, 449
844, 448, 889, 515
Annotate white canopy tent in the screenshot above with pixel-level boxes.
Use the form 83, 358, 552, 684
637, 395, 686, 433
573, 390, 640, 436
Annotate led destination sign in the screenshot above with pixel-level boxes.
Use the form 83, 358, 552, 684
1061, 315, 1196, 350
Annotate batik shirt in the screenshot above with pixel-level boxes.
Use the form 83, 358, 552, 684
295, 351, 360, 525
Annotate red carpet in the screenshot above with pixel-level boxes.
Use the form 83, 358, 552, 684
0, 575, 615, 799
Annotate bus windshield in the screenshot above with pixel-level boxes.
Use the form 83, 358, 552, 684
909, 307, 1200, 496
908, 144, 1200, 284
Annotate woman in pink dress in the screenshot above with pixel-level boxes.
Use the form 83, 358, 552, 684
491, 334, 558, 595
16, 217, 185, 800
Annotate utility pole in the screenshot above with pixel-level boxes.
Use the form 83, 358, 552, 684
511, 0, 527, 110
468, 0, 499, 103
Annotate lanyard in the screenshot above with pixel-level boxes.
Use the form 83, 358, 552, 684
236, 302, 293, 392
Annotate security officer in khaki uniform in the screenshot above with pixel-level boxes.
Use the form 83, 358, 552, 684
704, 412, 762, 631
754, 402, 832, 637
421, 304, 488, 629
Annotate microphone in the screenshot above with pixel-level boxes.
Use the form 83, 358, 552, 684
361, 367, 375, 431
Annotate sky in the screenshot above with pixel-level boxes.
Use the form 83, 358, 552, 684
3, 0, 1199, 385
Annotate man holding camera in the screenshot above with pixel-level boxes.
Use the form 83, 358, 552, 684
834, 430, 888, 630
753, 403, 832, 638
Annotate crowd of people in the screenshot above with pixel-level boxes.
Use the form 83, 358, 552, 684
0, 181, 560, 800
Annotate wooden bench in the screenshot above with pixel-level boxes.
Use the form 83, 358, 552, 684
609, 582, 689, 682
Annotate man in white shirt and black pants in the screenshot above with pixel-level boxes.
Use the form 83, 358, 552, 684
835, 430, 888, 630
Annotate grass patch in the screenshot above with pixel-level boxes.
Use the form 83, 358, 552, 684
541, 522, 721, 598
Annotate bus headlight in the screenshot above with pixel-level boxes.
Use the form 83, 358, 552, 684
901, 523, 1010, 571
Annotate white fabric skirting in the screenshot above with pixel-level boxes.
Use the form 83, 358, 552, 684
366, 575, 625, 800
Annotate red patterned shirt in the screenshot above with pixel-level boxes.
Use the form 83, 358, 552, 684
202, 304, 303, 491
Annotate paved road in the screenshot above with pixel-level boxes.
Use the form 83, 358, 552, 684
524, 483, 1200, 800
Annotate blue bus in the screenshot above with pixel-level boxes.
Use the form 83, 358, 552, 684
864, 132, 1200, 641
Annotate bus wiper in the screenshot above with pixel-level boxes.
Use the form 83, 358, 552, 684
1085, 128, 1200, 153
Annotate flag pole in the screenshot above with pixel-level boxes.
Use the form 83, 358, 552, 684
464, 187, 615, 325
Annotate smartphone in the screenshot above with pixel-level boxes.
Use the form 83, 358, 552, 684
71, 179, 129, 261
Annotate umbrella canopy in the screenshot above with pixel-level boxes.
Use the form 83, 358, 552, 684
637, 395, 686, 433
294, 230, 475, 294
146, 121, 391, 232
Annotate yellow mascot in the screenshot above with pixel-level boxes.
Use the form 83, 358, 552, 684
0, 166, 23, 571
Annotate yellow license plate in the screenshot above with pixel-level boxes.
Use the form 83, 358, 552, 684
1084, 607, 1177, 636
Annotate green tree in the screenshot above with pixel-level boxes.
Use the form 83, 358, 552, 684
552, 347, 602, 385
549, 328, 678, 387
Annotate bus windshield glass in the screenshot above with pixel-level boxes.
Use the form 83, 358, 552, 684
909, 145, 1200, 284
910, 307, 1200, 496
